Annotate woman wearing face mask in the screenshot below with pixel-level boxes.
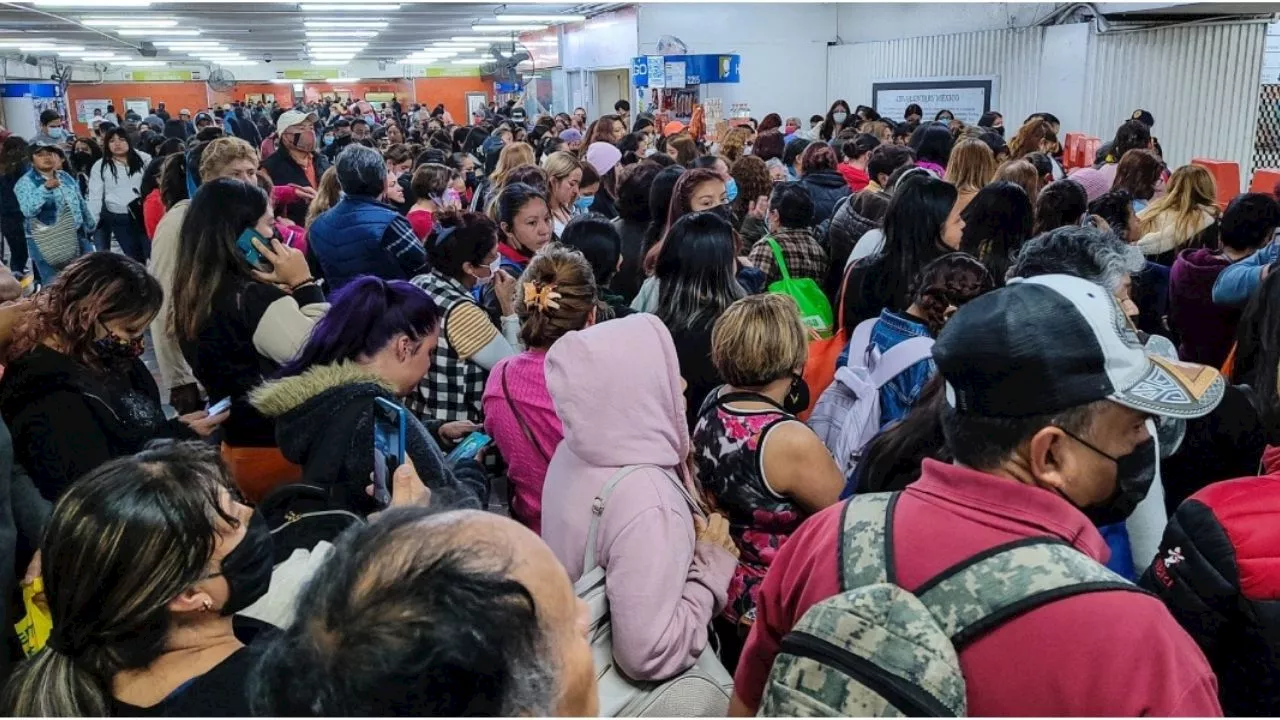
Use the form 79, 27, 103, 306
170, 178, 326, 501
67, 137, 100, 196
406, 163, 457, 241
543, 151, 583, 238
692, 294, 845, 665
819, 100, 854, 142
0, 253, 226, 502
88, 127, 152, 262
251, 276, 487, 516
408, 211, 520, 428
0, 442, 275, 716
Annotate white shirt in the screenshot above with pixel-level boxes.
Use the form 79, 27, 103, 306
87, 151, 151, 216
847, 228, 885, 267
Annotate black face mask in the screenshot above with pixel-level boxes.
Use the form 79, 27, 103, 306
709, 203, 735, 224
783, 373, 810, 415
216, 510, 274, 615
1056, 431, 1157, 527
994, 125, 1006, 138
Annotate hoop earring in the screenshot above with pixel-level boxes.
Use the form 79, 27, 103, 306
202, 600, 214, 612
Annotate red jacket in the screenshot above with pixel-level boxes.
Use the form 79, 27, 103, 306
142, 188, 164, 240
1141, 445, 1280, 716
837, 163, 870, 193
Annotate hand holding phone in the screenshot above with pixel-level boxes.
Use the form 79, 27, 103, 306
372, 398, 408, 507
445, 431, 492, 465
207, 397, 232, 416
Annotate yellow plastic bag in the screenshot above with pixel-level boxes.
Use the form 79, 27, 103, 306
15, 578, 50, 657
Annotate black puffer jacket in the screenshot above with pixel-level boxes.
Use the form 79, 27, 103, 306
799, 170, 851, 227
250, 362, 488, 516
1139, 443, 1280, 717
825, 199, 880, 301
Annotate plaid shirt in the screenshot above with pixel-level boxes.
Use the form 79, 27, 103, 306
407, 271, 489, 425
381, 214, 428, 276
748, 227, 829, 286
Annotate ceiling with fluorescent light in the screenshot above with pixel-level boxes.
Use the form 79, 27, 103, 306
0, 1, 615, 70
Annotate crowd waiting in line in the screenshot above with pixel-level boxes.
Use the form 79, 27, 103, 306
0, 87, 1274, 717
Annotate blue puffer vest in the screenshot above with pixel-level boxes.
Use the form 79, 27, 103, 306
308, 195, 402, 291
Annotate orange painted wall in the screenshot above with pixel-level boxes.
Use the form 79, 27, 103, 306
210, 80, 414, 107
412, 77, 491, 122
66, 82, 210, 136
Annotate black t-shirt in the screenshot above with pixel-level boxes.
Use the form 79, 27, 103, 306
668, 318, 721, 432
109, 618, 274, 717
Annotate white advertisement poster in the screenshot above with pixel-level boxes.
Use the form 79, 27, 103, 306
75, 98, 110, 123
872, 77, 996, 124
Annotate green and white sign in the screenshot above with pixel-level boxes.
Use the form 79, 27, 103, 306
126, 69, 193, 82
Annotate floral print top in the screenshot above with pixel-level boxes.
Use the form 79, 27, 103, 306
692, 389, 806, 626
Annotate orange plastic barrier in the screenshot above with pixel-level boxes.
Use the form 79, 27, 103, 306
1191, 158, 1241, 209
1079, 137, 1101, 168
1063, 132, 1085, 169
1249, 168, 1280, 196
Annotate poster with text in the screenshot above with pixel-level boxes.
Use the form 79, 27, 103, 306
75, 99, 110, 123
872, 78, 995, 125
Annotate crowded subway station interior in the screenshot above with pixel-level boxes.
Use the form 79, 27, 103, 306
3, 0, 1280, 716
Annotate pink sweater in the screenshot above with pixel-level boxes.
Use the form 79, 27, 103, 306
482, 350, 563, 534
542, 314, 736, 682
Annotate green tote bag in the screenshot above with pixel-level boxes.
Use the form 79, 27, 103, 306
764, 236, 834, 337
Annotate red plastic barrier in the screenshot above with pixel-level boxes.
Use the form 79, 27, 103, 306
1191, 158, 1241, 209
1063, 132, 1085, 169
1249, 168, 1280, 196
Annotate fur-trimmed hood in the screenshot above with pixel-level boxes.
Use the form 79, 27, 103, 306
250, 361, 393, 418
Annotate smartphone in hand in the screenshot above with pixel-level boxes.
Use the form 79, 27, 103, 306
235, 228, 275, 272
372, 398, 407, 507
445, 431, 492, 465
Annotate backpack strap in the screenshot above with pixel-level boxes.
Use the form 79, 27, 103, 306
846, 318, 877, 369
914, 537, 1147, 651
867, 336, 935, 388
837, 492, 903, 591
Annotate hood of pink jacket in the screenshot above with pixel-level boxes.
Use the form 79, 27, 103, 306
545, 313, 688, 470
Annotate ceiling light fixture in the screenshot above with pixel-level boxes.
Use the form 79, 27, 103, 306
305, 31, 378, 37
112, 60, 169, 66
21, 44, 84, 51
303, 21, 387, 28
81, 18, 177, 27
430, 42, 486, 48
327, 77, 360, 82
492, 14, 585, 23
156, 41, 223, 47
213, 60, 257, 66
307, 43, 366, 49
117, 29, 200, 36
300, 3, 400, 10
471, 23, 547, 32
451, 58, 488, 64
34, 0, 152, 6
451, 35, 515, 42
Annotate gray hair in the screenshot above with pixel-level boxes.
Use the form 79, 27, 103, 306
1008, 225, 1145, 294
334, 143, 387, 197
764, 157, 786, 172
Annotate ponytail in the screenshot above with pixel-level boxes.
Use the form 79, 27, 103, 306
517, 243, 598, 349
3, 645, 112, 716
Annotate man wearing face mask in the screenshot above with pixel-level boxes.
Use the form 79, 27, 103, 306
307, 144, 425, 292
31, 110, 69, 149
730, 273, 1226, 717
262, 109, 330, 227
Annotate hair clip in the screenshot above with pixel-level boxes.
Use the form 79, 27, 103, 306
523, 282, 562, 311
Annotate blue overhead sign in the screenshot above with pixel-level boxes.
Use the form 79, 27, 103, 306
632, 54, 740, 87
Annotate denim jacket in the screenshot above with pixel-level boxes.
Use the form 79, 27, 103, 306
1212, 236, 1278, 307
837, 308, 936, 428
14, 168, 94, 232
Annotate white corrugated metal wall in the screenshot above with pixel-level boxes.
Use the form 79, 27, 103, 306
828, 20, 1267, 184
1081, 22, 1266, 179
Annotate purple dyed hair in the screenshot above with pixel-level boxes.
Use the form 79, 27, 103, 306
279, 276, 440, 376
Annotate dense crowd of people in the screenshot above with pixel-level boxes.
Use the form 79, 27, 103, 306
0, 88, 1274, 717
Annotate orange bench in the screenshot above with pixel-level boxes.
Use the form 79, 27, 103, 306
1249, 168, 1280, 196
1191, 158, 1240, 209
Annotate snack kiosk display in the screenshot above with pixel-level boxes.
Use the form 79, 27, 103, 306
631, 54, 740, 140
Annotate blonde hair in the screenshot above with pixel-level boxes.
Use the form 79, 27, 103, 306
490, 142, 535, 188
306, 166, 341, 228
995, 159, 1042, 204
542, 151, 583, 214
199, 136, 258, 182
719, 126, 752, 165
1139, 164, 1218, 240
944, 139, 997, 193
711, 294, 809, 388
518, 243, 598, 349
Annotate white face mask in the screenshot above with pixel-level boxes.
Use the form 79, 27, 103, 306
473, 255, 502, 286
832, 112, 848, 124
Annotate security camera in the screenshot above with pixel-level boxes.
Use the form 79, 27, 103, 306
263, 52, 273, 63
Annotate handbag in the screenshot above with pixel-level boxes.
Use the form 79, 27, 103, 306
501, 364, 551, 463
577, 464, 734, 717
764, 236, 833, 337
798, 261, 856, 421
30, 195, 82, 269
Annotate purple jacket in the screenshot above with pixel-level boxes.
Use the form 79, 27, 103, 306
1169, 248, 1240, 367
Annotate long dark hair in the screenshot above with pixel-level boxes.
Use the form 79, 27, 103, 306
0, 136, 28, 176
170, 178, 269, 341
842, 175, 955, 335
1234, 269, 1280, 434
643, 165, 685, 265
1033, 179, 1088, 235
820, 99, 852, 142
654, 211, 745, 332
856, 375, 949, 494
910, 123, 954, 167
100, 126, 146, 180
279, 276, 439, 377
960, 180, 1033, 285
8, 252, 162, 373
1, 442, 239, 717
158, 153, 189, 209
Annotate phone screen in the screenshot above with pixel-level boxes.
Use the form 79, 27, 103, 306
445, 431, 492, 465
371, 399, 406, 506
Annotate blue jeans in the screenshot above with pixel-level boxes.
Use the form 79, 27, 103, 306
26, 230, 92, 284
94, 209, 148, 262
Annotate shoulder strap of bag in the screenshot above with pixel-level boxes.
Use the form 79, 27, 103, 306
868, 336, 935, 388
580, 464, 701, 579
834, 260, 856, 336
846, 318, 878, 369
764, 236, 793, 284
500, 364, 550, 464
914, 537, 1147, 650
838, 491, 902, 591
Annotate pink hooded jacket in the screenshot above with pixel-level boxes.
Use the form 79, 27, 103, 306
542, 314, 737, 682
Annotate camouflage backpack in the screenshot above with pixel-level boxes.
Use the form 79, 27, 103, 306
761, 492, 1143, 716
